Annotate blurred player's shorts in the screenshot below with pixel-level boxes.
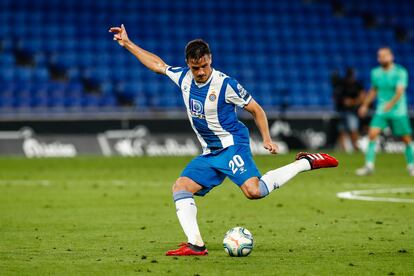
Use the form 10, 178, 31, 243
338, 111, 360, 132
370, 114, 412, 136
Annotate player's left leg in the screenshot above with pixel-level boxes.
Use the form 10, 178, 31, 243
401, 135, 414, 176
391, 116, 413, 176
166, 155, 226, 256
240, 152, 339, 199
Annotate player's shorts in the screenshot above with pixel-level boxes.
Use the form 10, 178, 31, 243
180, 144, 261, 196
370, 113, 412, 136
338, 111, 359, 132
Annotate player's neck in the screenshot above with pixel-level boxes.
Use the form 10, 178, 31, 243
381, 63, 394, 71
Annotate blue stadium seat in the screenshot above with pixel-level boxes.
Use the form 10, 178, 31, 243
0, 0, 413, 111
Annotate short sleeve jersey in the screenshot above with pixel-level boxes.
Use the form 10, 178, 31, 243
371, 64, 409, 116
165, 66, 252, 155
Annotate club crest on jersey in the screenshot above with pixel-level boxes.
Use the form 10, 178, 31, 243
190, 99, 205, 119
208, 92, 217, 102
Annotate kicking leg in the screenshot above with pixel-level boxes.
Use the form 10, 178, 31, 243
240, 153, 338, 199
166, 177, 208, 256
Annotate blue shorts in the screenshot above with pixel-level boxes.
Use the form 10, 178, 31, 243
181, 144, 261, 196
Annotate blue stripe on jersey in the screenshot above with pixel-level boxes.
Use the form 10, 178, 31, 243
189, 80, 223, 150
218, 77, 250, 146
178, 68, 190, 87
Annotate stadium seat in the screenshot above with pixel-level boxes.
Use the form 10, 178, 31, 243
0, 0, 413, 112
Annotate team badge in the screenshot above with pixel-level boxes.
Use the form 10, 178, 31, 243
209, 93, 217, 102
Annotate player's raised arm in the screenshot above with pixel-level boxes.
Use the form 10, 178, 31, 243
109, 24, 168, 74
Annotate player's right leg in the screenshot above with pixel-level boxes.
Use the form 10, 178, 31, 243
356, 125, 382, 176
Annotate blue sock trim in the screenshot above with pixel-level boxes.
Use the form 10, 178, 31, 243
258, 180, 269, 197
173, 190, 194, 202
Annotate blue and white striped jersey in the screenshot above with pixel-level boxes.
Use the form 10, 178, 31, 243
166, 66, 252, 155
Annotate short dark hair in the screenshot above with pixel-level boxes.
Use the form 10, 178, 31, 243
379, 47, 393, 54
185, 39, 211, 61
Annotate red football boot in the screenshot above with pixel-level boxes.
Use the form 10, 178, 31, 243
296, 152, 338, 170
165, 243, 208, 256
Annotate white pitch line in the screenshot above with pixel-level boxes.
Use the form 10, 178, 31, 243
342, 183, 390, 188
337, 187, 414, 203
0, 179, 166, 186
0, 180, 51, 186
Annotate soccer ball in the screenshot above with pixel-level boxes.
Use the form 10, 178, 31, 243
223, 227, 254, 257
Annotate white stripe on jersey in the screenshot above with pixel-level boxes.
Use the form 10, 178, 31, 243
225, 85, 252, 108
204, 74, 234, 148
180, 71, 211, 154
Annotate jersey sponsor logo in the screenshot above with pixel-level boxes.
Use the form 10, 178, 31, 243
237, 83, 248, 99
190, 99, 205, 119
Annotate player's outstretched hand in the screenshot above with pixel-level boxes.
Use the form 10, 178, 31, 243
263, 140, 279, 154
109, 24, 129, 47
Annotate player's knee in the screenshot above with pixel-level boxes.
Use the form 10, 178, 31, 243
368, 129, 380, 141
368, 133, 376, 141
172, 178, 185, 192
172, 177, 194, 193
244, 186, 262, 200
401, 136, 412, 144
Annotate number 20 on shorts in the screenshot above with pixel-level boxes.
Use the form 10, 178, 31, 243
229, 155, 245, 174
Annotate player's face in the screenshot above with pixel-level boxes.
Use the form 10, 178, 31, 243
187, 55, 212, 83
377, 49, 394, 67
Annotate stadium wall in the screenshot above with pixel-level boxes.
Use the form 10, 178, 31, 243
0, 114, 412, 157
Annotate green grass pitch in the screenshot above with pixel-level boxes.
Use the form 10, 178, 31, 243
0, 153, 413, 275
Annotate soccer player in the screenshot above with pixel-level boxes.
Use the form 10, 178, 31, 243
356, 47, 414, 176
109, 24, 339, 256
333, 68, 365, 152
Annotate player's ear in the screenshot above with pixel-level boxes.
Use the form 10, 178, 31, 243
208, 54, 212, 65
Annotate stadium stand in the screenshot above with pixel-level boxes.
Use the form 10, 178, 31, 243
0, 0, 413, 113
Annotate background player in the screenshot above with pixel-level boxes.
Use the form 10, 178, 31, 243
333, 68, 365, 152
109, 24, 338, 256
357, 47, 414, 176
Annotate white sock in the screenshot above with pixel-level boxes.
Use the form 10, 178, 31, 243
365, 162, 374, 169
259, 159, 311, 197
174, 193, 204, 246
